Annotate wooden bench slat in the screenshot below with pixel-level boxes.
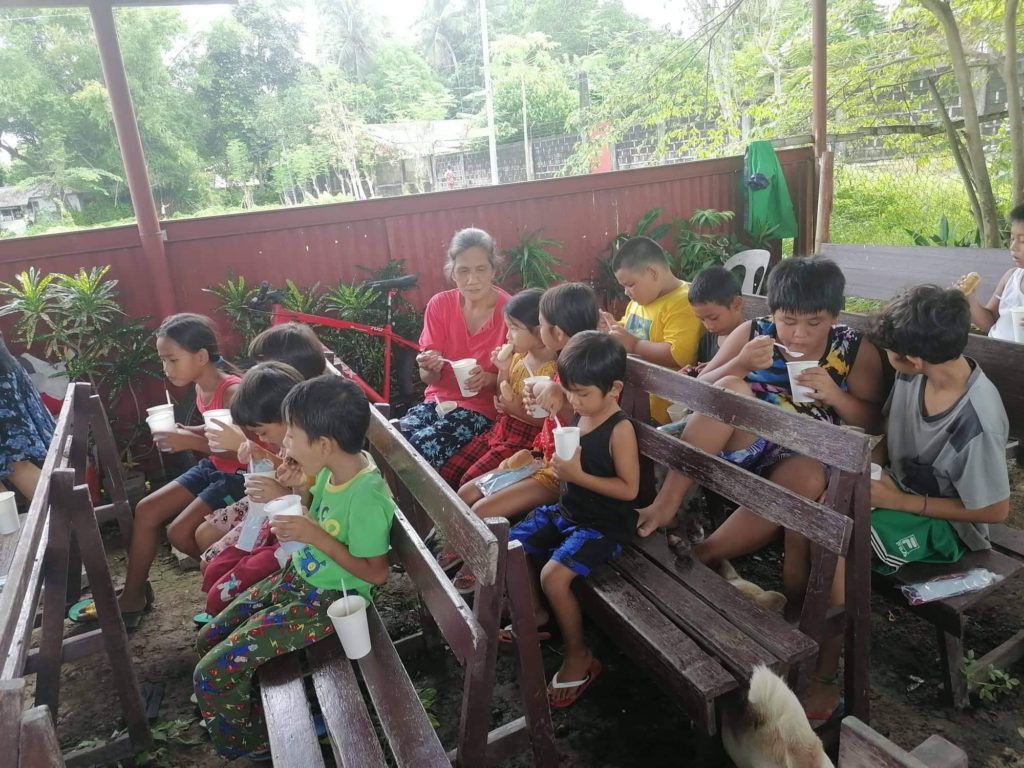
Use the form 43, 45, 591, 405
18, 706, 63, 768
390, 509, 485, 665
367, 409, 500, 587
259, 653, 327, 768
575, 566, 736, 736
626, 357, 871, 473
307, 639, 387, 768
989, 523, 1024, 559
357, 603, 449, 768
636, 422, 852, 555
839, 716, 932, 768
611, 547, 783, 679
633, 537, 819, 667
1, 529, 46, 680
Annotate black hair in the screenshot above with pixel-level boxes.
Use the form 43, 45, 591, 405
230, 361, 303, 427
248, 322, 327, 380
689, 265, 741, 306
612, 236, 670, 273
557, 330, 627, 394
157, 313, 239, 373
504, 288, 543, 328
869, 285, 970, 364
446, 227, 499, 278
539, 282, 599, 337
766, 257, 845, 316
283, 374, 369, 454
1010, 202, 1024, 224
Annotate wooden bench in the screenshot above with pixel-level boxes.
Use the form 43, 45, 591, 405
578, 358, 872, 740
820, 242, 1010, 304
258, 404, 558, 767
0, 383, 151, 767
743, 293, 1024, 707
840, 717, 967, 768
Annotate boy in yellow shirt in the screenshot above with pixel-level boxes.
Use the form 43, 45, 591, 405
600, 236, 702, 423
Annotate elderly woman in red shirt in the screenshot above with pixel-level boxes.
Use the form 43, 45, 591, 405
398, 228, 509, 468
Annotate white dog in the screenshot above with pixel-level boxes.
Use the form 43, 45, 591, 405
718, 560, 787, 615
722, 665, 834, 768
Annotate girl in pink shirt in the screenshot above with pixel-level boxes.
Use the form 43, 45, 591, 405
398, 228, 509, 468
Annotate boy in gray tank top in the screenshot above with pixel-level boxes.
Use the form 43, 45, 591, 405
869, 285, 1010, 573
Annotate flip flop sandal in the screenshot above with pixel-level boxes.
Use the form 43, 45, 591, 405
806, 696, 846, 729
452, 566, 477, 594
497, 623, 552, 645
436, 549, 464, 573
548, 658, 602, 709
68, 582, 155, 624
193, 612, 214, 627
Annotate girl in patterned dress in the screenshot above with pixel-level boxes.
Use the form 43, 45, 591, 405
0, 333, 54, 500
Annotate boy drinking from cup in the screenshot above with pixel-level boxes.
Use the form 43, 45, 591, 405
508, 331, 639, 708
193, 375, 394, 760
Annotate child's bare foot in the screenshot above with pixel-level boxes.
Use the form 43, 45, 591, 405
548, 649, 601, 708
803, 677, 842, 727
636, 502, 676, 537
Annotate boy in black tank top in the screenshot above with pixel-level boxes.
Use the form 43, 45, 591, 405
508, 331, 639, 708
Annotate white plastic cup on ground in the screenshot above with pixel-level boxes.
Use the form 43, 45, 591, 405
870, 463, 882, 481
328, 595, 371, 659
266, 494, 305, 554
435, 400, 457, 418
1011, 308, 1024, 343
451, 358, 479, 397
524, 375, 551, 417
785, 361, 820, 404
553, 426, 581, 460
203, 408, 233, 452
0, 492, 19, 536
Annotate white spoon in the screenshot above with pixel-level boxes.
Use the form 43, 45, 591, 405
774, 342, 805, 358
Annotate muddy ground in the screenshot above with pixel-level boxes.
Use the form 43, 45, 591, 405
45, 463, 1024, 767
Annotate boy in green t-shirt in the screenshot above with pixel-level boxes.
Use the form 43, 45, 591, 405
194, 376, 394, 760
600, 236, 702, 423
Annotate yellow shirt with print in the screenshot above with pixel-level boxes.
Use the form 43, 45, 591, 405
619, 282, 701, 424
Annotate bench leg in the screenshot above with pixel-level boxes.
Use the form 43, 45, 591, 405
935, 618, 969, 709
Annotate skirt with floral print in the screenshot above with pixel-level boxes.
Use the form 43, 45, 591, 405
0, 349, 55, 480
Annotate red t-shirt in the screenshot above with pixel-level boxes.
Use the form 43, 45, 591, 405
419, 288, 510, 420
197, 374, 244, 473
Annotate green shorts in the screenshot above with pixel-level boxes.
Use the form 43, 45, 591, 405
870, 507, 966, 575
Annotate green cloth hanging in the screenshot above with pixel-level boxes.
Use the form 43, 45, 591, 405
744, 141, 798, 239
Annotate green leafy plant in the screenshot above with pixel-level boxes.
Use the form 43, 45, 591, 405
202, 273, 269, 350
418, 687, 440, 729
279, 279, 325, 315
0, 266, 160, 460
500, 230, 564, 290
671, 208, 739, 280
961, 649, 1021, 704
905, 215, 981, 248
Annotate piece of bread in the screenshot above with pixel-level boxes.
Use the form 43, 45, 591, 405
496, 343, 513, 362
955, 272, 981, 296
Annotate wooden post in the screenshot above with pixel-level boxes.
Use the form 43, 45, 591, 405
811, 0, 827, 158
815, 150, 834, 253
88, 0, 176, 319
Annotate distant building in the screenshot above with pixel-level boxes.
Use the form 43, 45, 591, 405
0, 185, 82, 235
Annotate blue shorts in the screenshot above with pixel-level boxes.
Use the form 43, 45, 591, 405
176, 458, 246, 510
509, 505, 622, 578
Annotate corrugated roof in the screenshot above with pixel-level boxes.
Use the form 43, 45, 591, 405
0, 184, 50, 209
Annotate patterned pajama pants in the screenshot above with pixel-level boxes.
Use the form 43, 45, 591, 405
397, 401, 492, 469
193, 567, 343, 757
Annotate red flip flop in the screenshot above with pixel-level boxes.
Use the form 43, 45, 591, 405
548, 657, 602, 709
498, 623, 552, 645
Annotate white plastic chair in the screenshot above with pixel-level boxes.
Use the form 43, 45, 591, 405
723, 249, 770, 295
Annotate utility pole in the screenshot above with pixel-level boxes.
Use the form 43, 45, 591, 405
521, 76, 534, 181
479, 0, 500, 185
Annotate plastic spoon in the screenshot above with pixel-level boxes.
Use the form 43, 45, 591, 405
774, 342, 805, 358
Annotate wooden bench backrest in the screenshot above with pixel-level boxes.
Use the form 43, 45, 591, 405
839, 717, 931, 767
821, 243, 1009, 302
0, 388, 76, 675
743, 294, 1024, 435
627, 358, 868, 555
366, 407, 499, 587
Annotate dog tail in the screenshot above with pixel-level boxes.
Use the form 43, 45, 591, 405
747, 665, 817, 741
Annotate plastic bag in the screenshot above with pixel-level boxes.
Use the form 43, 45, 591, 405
900, 568, 1003, 606
19, 352, 69, 414
474, 461, 544, 497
